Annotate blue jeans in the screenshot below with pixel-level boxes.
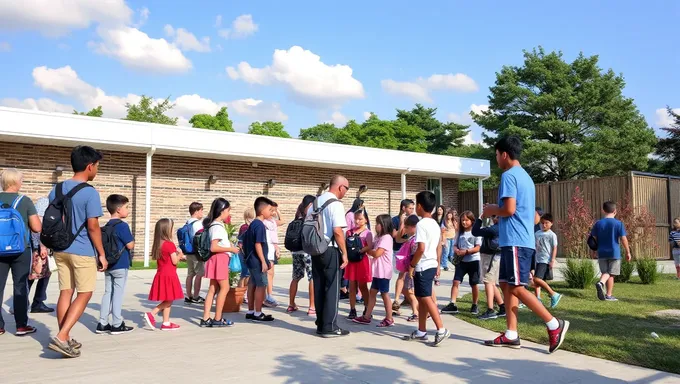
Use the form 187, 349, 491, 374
442, 239, 455, 268
99, 268, 128, 327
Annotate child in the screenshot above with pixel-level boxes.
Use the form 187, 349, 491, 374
591, 201, 631, 301
243, 196, 275, 322
345, 209, 373, 320
185, 202, 205, 304
472, 214, 506, 320
264, 202, 282, 307
399, 215, 421, 322
354, 215, 394, 327
391, 199, 415, 313
441, 209, 458, 272
670, 218, 680, 279
441, 211, 482, 315
404, 191, 451, 346
96, 194, 135, 335
144, 219, 185, 331
200, 198, 240, 328
533, 213, 562, 308
288, 195, 316, 315
238, 208, 254, 289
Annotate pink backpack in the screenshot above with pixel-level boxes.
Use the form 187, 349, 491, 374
395, 237, 416, 273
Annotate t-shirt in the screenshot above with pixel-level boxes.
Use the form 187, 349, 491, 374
535, 229, 557, 264
455, 231, 482, 262
307, 192, 346, 245
108, 219, 134, 270
264, 218, 278, 261
670, 230, 680, 249
31, 196, 49, 250
243, 218, 269, 269
414, 217, 440, 272
371, 234, 394, 279
187, 218, 203, 238
0, 192, 37, 246
391, 215, 408, 251
498, 166, 535, 249
345, 211, 357, 232
48, 180, 103, 257
590, 218, 626, 259
209, 220, 231, 249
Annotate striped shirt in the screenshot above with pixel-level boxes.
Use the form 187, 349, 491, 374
669, 231, 680, 248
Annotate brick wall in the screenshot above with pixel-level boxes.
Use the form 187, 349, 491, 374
1, 143, 463, 259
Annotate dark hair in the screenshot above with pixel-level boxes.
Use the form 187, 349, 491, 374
254, 196, 274, 215
71, 145, 103, 173
203, 197, 231, 227
354, 209, 368, 222
189, 202, 203, 215
347, 198, 364, 215
540, 213, 553, 223
374, 214, 394, 237
296, 195, 316, 219
603, 201, 616, 214
400, 199, 414, 212
404, 214, 419, 227
459, 210, 476, 230
433, 205, 446, 225
271, 201, 278, 208
106, 194, 129, 215
494, 135, 522, 161
415, 191, 436, 213
536, 206, 544, 216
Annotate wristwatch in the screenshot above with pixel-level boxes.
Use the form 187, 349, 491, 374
410, 263, 416, 269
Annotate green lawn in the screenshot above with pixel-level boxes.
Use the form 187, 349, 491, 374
130, 256, 293, 270
455, 275, 680, 374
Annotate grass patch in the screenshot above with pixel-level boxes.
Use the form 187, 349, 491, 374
455, 274, 680, 374
130, 256, 293, 270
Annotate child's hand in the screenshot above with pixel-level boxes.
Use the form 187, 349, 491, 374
626, 252, 632, 262
550, 259, 556, 269
275, 247, 281, 260
408, 266, 415, 278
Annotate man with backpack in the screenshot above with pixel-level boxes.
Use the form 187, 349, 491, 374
44, 146, 106, 358
179, 202, 205, 304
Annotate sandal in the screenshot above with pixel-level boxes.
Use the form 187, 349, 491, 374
377, 318, 395, 328
307, 308, 316, 316
286, 305, 299, 313
407, 314, 418, 322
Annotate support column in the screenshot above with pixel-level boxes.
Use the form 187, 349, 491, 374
401, 168, 412, 201
143, 145, 156, 267
478, 178, 484, 217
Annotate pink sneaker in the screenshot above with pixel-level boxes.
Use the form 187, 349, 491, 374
161, 322, 180, 331
143, 312, 156, 330
352, 316, 371, 325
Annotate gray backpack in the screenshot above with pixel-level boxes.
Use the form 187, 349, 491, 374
301, 197, 339, 256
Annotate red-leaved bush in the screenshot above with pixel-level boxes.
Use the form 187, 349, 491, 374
616, 192, 658, 259
562, 186, 594, 259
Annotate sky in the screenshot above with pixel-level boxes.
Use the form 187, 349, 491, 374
0, 0, 678, 143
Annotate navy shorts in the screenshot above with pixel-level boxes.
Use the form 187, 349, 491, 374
499, 246, 534, 286
371, 277, 390, 293
453, 260, 481, 285
413, 267, 436, 298
239, 253, 250, 278
248, 268, 269, 288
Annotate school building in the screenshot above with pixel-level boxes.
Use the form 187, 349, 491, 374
0, 107, 490, 265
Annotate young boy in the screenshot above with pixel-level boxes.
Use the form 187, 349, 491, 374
400, 215, 421, 321
243, 196, 275, 322
405, 191, 450, 346
482, 136, 568, 353
184, 202, 205, 304
533, 213, 562, 308
472, 214, 506, 320
96, 194, 134, 335
591, 201, 631, 301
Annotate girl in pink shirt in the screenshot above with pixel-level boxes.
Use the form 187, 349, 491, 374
352, 215, 394, 327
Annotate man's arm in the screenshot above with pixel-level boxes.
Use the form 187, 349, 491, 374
333, 226, 348, 269
483, 197, 516, 218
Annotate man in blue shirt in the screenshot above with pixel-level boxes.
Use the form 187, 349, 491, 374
482, 136, 569, 354
590, 201, 631, 301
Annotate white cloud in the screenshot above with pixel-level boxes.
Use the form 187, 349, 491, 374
218, 14, 258, 39
462, 132, 480, 145
656, 107, 680, 128
470, 103, 489, 116
0, 0, 132, 37
326, 111, 348, 126
0, 97, 74, 113
227, 45, 365, 107
164, 24, 210, 52
363, 111, 372, 120
381, 73, 478, 102
89, 26, 192, 73
0, 42, 10, 52
448, 104, 490, 125
135, 7, 150, 27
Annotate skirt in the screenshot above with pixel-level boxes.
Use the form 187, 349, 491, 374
204, 252, 230, 280
344, 256, 372, 284
148, 272, 184, 301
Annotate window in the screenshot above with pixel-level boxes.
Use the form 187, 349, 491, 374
426, 178, 442, 205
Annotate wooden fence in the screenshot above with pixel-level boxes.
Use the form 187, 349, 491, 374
458, 172, 679, 259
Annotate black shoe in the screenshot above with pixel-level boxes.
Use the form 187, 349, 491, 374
339, 291, 350, 300
110, 322, 134, 335
200, 318, 213, 327
478, 308, 498, 320
470, 304, 479, 315
319, 328, 350, 338
252, 313, 275, 322
31, 303, 54, 313
95, 323, 111, 334
595, 282, 606, 301
497, 305, 506, 317
194, 296, 206, 303
245, 313, 254, 320
347, 308, 357, 320
441, 302, 459, 314
184, 297, 195, 304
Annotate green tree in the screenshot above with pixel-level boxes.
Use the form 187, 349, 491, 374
189, 107, 234, 132
396, 104, 468, 154
654, 107, 680, 175
73, 106, 103, 117
474, 47, 656, 183
248, 121, 291, 138
299, 123, 339, 142
124, 95, 177, 125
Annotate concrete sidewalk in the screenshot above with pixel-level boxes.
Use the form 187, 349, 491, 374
1, 266, 678, 383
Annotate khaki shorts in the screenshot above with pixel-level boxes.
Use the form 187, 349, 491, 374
54, 252, 98, 292
480, 253, 500, 284
186, 254, 205, 277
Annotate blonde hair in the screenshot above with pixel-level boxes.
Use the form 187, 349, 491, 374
673, 218, 680, 231
151, 218, 174, 261
243, 207, 255, 225
1, 168, 23, 191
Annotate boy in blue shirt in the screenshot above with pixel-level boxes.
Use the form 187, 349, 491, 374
482, 136, 569, 353
96, 194, 134, 335
243, 196, 275, 322
590, 201, 631, 301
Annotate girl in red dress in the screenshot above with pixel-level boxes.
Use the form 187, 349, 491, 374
345, 209, 373, 320
144, 218, 186, 331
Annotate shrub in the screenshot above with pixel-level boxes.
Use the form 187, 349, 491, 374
562, 186, 594, 259
636, 258, 659, 285
561, 258, 597, 289
614, 258, 635, 283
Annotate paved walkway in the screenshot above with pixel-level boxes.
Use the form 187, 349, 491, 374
1, 266, 679, 384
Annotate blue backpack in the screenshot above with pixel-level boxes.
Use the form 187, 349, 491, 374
177, 219, 197, 254
0, 196, 27, 257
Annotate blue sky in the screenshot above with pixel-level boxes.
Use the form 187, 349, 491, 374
0, 0, 678, 141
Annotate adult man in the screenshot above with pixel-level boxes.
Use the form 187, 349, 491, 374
310, 175, 350, 337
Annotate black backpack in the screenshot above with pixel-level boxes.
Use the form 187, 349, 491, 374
40, 182, 93, 251
587, 235, 598, 251
195, 223, 221, 262
345, 229, 366, 262
101, 220, 125, 267
284, 218, 305, 252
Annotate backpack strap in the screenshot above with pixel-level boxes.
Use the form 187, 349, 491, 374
318, 198, 339, 212
11, 195, 24, 210
62, 183, 94, 241
64, 182, 93, 199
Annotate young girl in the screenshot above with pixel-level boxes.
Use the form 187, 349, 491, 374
200, 198, 241, 328
145, 218, 186, 331
441, 209, 458, 272
238, 208, 255, 290
288, 195, 317, 315
345, 209, 374, 320
397, 215, 421, 322
670, 218, 680, 278
433, 205, 446, 286
264, 202, 282, 307
353, 215, 394, 327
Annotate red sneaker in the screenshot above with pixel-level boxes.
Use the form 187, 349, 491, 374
351, 316, 371, 325
16, 326, 37, 336
143, 312, 156, 330
548, 319, 569, 353
161, 322, 180, 331
484, 333, 521, 349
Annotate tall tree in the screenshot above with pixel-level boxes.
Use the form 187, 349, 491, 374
474, 47, 656, 183
73, 106, 103, 117
189, 107, 234, 132
396, 104, 468, 153
248, 121, 291, 138
299, 123, 339, 143
124, 96, 177, 125
654, 107, 680, 175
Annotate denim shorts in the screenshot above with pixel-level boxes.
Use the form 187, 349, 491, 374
371, 277, 390, 293
248, 268, 268, 288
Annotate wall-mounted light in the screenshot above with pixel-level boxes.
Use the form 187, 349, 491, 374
208, 175, 218, 184
54, 166, 64, 176
320, 182, 328, 190
267, 178, 276, 188
358, 185, 368, 194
